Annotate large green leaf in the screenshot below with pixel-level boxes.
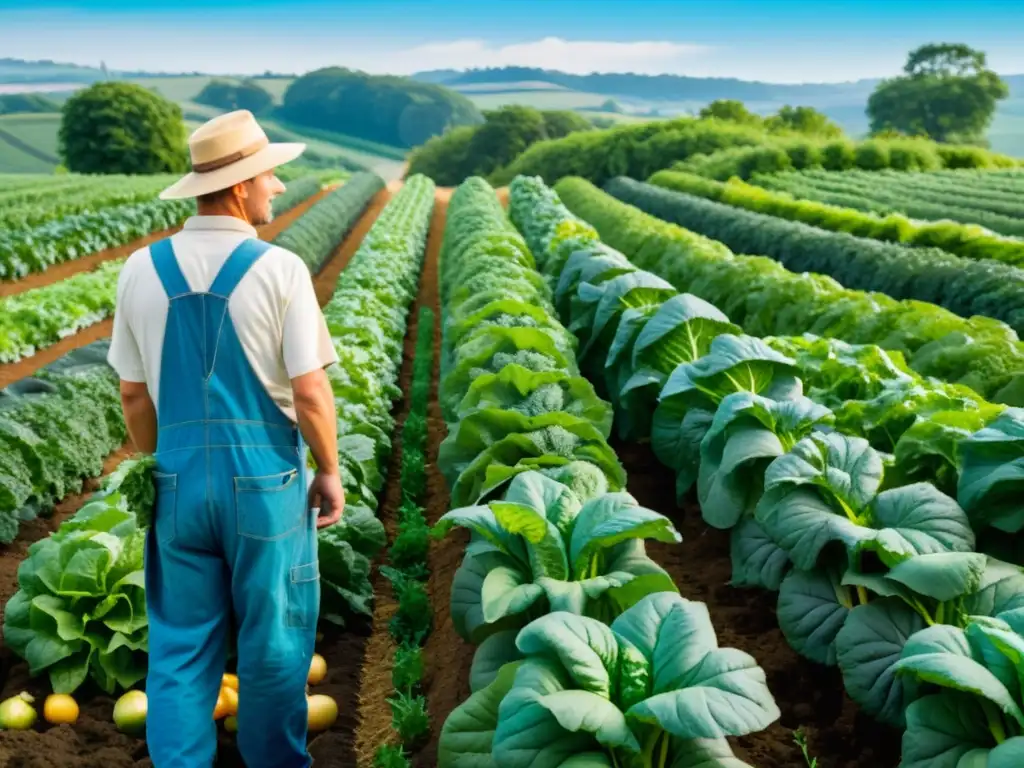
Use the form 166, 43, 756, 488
698, 392, 833, 530
901, 693, 1000, 768
492, 502, 569, 580
957, 408, 1024, 534
631, 294, 739, 377
500, 470, 582, 539
515, 613, 619, 697
482, 566, 547, 624
457, 364, 613, 438
834, 598, 926, 727
776, 567, 852, 666
667, 737, 753, 768
568, 493, 681, 578
580, 271, 676, 360
861, 483, 977, 566
729, 519, 790, 591
439, 661, 520, 768
471, 632, 524, 693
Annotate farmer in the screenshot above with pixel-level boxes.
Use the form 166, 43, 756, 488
107, 109, 344, 767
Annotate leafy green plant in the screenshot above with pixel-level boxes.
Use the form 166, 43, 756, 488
392, 643, 424, 693
893, 613, 1024, 766
4, 494, 147, 694
437, 470, 680, 686
440, 592, 780, 767
318, 506, 387, 626
388, 689, 430, 748
793, 727, 818, 768
373, 744, 411, 768
382, 566, 432, 646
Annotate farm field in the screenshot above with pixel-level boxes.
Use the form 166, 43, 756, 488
3, 152, 1024, 768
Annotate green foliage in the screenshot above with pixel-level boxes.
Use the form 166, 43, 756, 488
0, 341, 125, 540
392, 643, 424, 693
388, 689, 430, 748
604, 176, 1024, 340
390, 513, 430, 578
766, 105, 843, 138
272, 172, 384, 271
280, 67, 482, 149
194, 78, 274, 114
315, 175, 435, 621
372, 744, 411, 768
441, 593, 780, 767
0, 195, 192, 284
699, 99, 761, 125
59, 81, 189, 174
4, 494, 148, 694
0, 93, 59, 115
756, 168, 1024, 238
382, 566, 432, 646
271, 175, 322, 216
406, 105, 593, 185
868, 43, 1010, 144
650, 170, 1024, 267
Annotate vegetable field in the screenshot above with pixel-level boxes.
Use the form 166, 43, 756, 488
2, 157, 1024, 768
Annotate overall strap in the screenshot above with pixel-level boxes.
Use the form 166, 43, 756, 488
149, 238, 191, 299
208, 239, 272, 298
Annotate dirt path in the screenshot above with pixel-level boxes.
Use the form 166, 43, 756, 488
313, 184, 397, 307
0, 186, 338, 391
614, 438, 902, 768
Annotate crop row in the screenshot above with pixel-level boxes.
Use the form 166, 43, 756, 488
433, 177, 781, 768
0, 197, 195, 282
604, 177, 1024, 337
0, 176, 436, 698
0, 340, 126, 543
755, 171, 1024, 238
270, 176, 324, 217
649, 169, 1024, 267
563, 176, 1024, 404
0, 174, 181, 230
509, 174, 1024, 767
313, 174, 434, 626
0, 174, 383, 366
794, 169, 1024, 217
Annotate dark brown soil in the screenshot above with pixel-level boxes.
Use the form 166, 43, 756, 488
613, 438, 902, 768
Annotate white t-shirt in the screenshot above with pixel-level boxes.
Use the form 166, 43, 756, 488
107, 215, 338, 422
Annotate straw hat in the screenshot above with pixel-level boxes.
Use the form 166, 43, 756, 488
159, 110, 305, 200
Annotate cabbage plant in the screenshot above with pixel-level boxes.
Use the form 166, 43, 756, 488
436, 471, 681, 689
439, 592, 779, 768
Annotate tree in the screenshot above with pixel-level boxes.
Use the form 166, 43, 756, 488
467, 105, 548, 175
867, 43, 1008, 143
540, 110, 594, 139
195, 79, 274, 115
58, 82, 188, 174
766, 105, 843, 138
698, 99, 762, 125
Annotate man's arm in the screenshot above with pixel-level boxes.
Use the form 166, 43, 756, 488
292, 367, 345, 527
120, 380, 158, 454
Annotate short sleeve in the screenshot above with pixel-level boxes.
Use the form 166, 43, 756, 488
281, 257, 339, 379
107, 258, 147, 382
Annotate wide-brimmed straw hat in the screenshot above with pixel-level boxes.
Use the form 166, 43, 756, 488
159, 110, 305, 200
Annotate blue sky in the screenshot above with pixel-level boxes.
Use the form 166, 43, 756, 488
2, 0, 1023, 83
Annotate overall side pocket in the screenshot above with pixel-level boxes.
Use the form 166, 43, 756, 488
234, 468, 303, 541
287, 561, 320, 629
153, 472, 178, 545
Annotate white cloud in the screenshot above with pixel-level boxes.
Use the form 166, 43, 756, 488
371, 37, 713, 76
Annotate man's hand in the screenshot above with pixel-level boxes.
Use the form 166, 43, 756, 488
308, 471, 345, 528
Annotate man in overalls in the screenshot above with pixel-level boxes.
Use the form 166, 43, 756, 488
107, 110, 345, 767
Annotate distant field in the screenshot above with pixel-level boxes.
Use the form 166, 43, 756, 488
0, 113, 60, 172
127, 75, 218, 102
450, 80, 571, 93
465, 89, 613, 111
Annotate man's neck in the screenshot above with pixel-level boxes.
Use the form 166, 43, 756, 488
196, 204, 251, 226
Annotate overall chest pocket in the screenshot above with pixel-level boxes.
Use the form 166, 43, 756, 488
234, 468, 304, 540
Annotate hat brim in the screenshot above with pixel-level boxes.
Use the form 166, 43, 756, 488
159, 142, 307, 200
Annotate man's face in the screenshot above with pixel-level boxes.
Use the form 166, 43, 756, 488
241, 170, 286, 226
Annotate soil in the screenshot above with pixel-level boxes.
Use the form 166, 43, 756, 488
613, 438, 903, 768
0, 186, 336, 388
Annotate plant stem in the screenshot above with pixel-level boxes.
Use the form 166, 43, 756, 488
981, 699, 1008, 744
657, 730, 669, 768
856, 585, 870, 605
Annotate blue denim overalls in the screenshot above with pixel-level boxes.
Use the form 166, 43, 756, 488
145, 236, 318, 767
